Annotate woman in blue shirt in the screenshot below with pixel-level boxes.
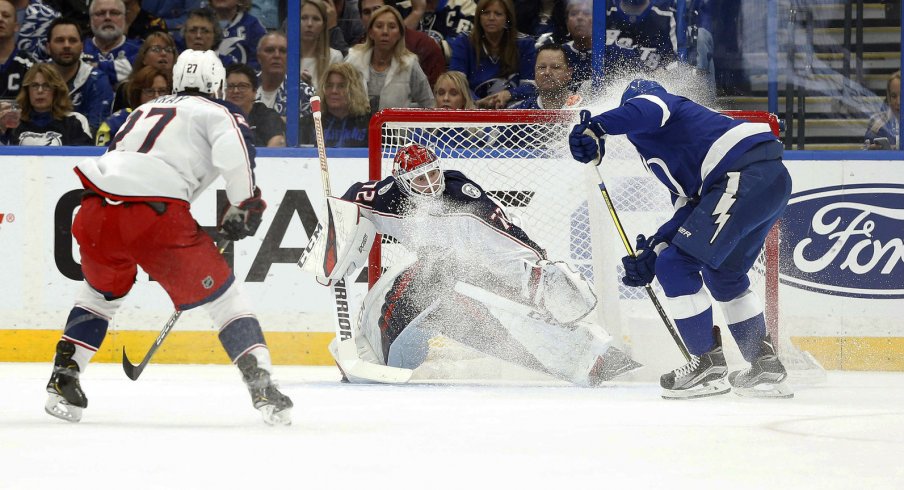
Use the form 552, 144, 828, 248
447, 0, 536, 100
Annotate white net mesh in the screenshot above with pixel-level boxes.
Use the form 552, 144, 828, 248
369, 109, 823, 383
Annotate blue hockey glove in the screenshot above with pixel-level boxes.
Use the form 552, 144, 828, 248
219, 187, 267, 241
569, 110, 606, 165
621, 234, 663, 287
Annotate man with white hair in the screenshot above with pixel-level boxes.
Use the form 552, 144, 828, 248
83, 0, 141, 87
44, 49, 293, 426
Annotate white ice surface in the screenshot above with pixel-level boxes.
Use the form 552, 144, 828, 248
2, 362, 903, 490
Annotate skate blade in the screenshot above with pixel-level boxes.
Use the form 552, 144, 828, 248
44, 393, 83, 423
661, 378, 731, 400
733, 381, 794, 399
259, 405, 292, 426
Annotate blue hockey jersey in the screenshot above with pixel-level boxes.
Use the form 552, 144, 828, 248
447, 33, 537, 100
218, 11, 267, 70
596, 85, 778, 199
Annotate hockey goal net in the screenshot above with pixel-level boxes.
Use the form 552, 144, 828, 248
366, 108, 823, 382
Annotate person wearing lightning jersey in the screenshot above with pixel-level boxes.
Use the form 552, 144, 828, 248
308, 143, 640, 386
570, 79, 793, 399
43, 49, 292, 425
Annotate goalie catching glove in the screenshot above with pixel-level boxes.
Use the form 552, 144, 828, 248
522, 260, 597, 324
569, 109, 606, 165
621, 234, 667, 287
218, 187, 266, 241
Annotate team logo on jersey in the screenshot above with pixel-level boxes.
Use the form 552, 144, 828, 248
782, 184, 904, 299
461, 183, 481, 199
233, 113, 250, 128
18, 131, 62, 146
378, 182, 393, 195
201, 275, 214, 289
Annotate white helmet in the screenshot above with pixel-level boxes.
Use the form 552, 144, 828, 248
172, 49, 226, 98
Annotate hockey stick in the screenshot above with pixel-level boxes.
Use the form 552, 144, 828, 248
122, 238, 232, 380
589, 158, 692, 361
309, 96, 412, 384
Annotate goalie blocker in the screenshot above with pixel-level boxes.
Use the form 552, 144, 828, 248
298, 197, 376, 285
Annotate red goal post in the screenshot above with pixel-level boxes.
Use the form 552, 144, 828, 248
366, 108, 782, 356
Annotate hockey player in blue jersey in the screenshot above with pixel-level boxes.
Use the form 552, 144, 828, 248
569, 79, 793, 399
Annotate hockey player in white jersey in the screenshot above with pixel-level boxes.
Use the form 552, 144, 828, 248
44, 50, 293, 425
301, 143, 640, 385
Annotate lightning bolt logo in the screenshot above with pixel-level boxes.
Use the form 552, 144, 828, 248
710, 172, 741, 244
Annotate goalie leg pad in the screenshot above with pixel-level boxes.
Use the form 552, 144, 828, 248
524, 261, 597, 324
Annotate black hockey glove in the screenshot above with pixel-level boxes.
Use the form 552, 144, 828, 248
569, 110, 606, 165
621, 234, 664, 287
218, 187, 266, 241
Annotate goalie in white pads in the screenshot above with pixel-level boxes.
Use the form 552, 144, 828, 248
301, 143, 640, 385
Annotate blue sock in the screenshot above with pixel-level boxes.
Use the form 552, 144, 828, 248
674, 307, 715, 356
727, 313, 767, 362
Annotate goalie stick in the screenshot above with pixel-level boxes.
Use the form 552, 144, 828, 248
307, 96, 412, 384
122, 238, 232, 380
583, 129, 691, 362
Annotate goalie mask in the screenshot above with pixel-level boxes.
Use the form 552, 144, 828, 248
392, 144, 445, 197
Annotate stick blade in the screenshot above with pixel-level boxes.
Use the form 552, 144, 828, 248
121, 346, 142, 381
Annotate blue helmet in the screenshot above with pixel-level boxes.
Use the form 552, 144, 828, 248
620, 79, 666, 106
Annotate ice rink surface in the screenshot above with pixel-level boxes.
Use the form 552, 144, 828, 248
2, 362, 903, 490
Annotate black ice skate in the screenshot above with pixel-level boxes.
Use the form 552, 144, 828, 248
45, 340, 87, 422
587, 346, 643, 385
660, 326, 730, 400
728, 336, 794, 399
237, 354, 293, 425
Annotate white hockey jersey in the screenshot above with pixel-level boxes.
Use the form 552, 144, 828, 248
75, 94, 257, 206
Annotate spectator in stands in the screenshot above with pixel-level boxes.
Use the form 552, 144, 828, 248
11, 0, 60, 62
2, 62, 92, 145
250, 0, 280, 30
482, 0, 593, 109
178, 8, 231, 66
510, 44, 581, 109
449, 0, 536, 102
95, 65, 171, 145
210, 0, 266, 69
433, 70, 475, 109
513, 0, 558, 38
605, 0, 678, 73
142, 0, 202, 33
300, 62, 370, 147
358, 0, 444, 87
111, 30, 176, 111
865, 70, 900, 150
84, 0, 142, 88
255, 31, 288, 117
123, 0, 167, 40
685, 0, 715, 95
0, 0, 34, 99
225, 63, 286, 147
300, 0, 343, 90
392, 0, 475, 56
346, 5, 434, 110
47, 18, 114, 135
325, 0, 365, 57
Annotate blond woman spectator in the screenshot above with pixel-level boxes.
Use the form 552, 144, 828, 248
345, 5, 433, 111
